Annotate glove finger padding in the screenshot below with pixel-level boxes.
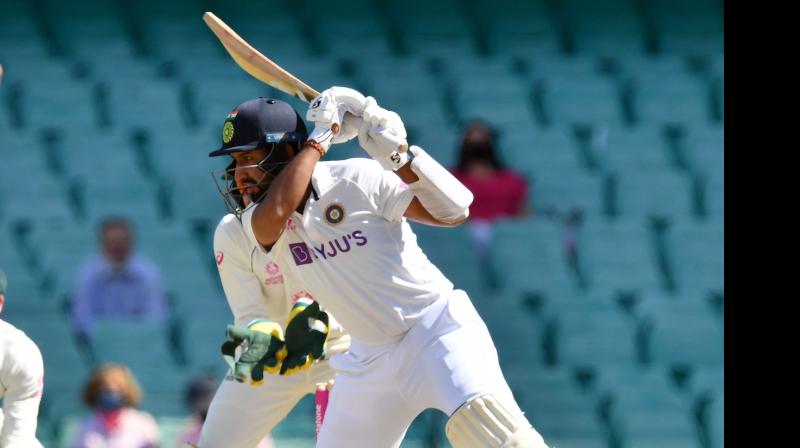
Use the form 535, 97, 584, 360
222, 324, 285, 383
357, 120, 410, 171
281, 300, 330, 376
331, 112, 362, 144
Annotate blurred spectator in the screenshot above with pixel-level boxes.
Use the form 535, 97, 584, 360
70, 217, 168, 338
176, 373, 273, 448
73, 363, 161, 448
451, 121, 530, 255
0, 269, 45, 447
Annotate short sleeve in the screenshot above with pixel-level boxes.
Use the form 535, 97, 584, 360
214, 216, 271, 326
340, 159, 414, 222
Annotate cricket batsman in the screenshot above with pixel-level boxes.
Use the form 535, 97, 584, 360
210, 89, 549, 447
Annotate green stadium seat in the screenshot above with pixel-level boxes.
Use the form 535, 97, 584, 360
140, 16, 227, 60
500, 126, 584, 173
302, 0, 393, 57
410, 223, 487, 297
616, 55, 698, 89
475, 294, 547, 368
180, 302, 234, 373
632, 78, 711, 127
646, 0, 724, 54
644, 308, 723, 368
20, 79, 99, 130
704, 391, 724, 448
0, 254, 47, 301
474, 0, 562, 56
528, 55, 606, 79
592, 124, 674, 172
0, 172, 75, 222
12, 318, 91, 423
487, 217, 575, 297
539, 75, 624, 127
188, 77, 276, 127
504, 365, 604, 446
134, 220, 220, 302
664, 218, 724, 293
106, 79, 184, 130
83, 56, 163, 83
408, 127, 459, 169
682, 125, 723, 174
88, 320, 186, 415
547, 298, 639, 368
596, 367, 698, 448
25, 218, 95, 299
614, 170, 693, 220
387, 0, 477, 57
561, 0, 647, 55
579, 217, 662, 295
528, 166, 604, 217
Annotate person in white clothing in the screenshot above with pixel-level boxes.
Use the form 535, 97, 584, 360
198, 98, 350, 448
212, 90, 549, 448
0, 269, 45, 448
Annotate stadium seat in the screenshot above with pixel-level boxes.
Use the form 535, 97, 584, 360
12, 318, 91, 423
631, 78, 711, 127
643, 308, 723, 368
19, 78, 99, 130
487, 217, 575, 297
578, 217, 662, 295
105, 79, 185, 130
592, 124, 674, 173
663, 218, 724, 293
410, 222, 487, 297
682, 125, 724, 175
560, 0, 648, 55
527, 165, 605, 218
88, 320, 186, 415
475, 293, 548, 368
546, 298, 640, 368
645, 0, 724, 54
501, 126, 585, 171
596, 366, 699, 448
613, 170, 693, 220
386, 0, 478, 57
538, 75, 624, 127
504, 365, 604, 446
24, 218, 96, 300
473, 0, 562, 56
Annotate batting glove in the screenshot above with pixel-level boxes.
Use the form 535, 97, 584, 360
306, 86, 367, 152
357, 110, 410, 171
280, 299, 330, 376
221, 320, 288, 385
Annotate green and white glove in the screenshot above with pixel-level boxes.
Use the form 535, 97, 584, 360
280, 299, 330, 376
220, 320, 288, 385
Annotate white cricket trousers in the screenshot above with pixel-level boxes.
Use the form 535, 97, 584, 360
199, 359, 336, 448
317, 290, 544, 448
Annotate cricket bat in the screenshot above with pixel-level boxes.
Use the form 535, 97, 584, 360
202, 12, 319, 103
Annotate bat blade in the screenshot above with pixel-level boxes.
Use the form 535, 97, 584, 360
202, 12, 319, 103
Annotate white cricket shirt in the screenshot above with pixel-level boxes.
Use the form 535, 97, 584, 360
242, 159, 455, 345
0, 319, 44, 447
214, 214, 348, 345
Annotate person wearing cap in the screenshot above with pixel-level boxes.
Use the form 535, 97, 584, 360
210, 87, 548, 448
198, 98, 351, 447
0, 269, 46, 447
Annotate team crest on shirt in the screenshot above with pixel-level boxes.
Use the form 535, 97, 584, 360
324, 203, 345, 225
